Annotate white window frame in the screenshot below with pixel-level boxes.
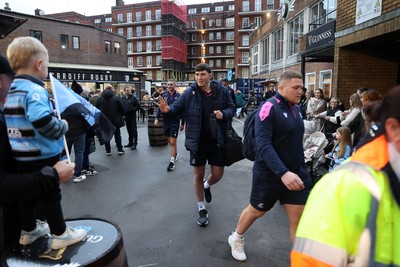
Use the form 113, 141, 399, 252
319, 69, 333, 98
146, 10, 151, 21
127, 13, 132, 22
215, 6, 223, 11
306, 72, 316, 91
117, 13, 123, 22
136, 12, 142, 22
137, 56, 143, 67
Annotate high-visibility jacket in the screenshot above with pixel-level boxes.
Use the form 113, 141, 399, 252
291, 135, 400, 266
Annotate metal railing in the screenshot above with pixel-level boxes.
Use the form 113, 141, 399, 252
309, 9, 336, 32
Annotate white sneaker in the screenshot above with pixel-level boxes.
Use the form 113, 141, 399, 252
174, 152, 179, 162
228, 233, 247, 261
51, 226, 87, 250
73, 174, 87, 183
19, 220, 50, 245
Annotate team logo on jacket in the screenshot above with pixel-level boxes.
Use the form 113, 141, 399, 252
283, 112, 288, 118
257, 203, 264, 209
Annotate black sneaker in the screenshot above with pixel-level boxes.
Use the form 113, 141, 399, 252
204, 187, 212, 203
131, 144, 137, 150
124, 143, 133, 148
167, 162, 175, 171
197, 209, 208, 226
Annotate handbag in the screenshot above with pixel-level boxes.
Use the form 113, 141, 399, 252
224, 124, 245, 166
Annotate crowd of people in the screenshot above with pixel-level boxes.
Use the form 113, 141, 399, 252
0, 36, 399, 266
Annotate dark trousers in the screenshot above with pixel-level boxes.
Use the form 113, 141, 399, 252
125, 114, 138, 145
105, 127, 123, 152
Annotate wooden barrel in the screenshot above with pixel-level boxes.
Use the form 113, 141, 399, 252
147, 115, 168, 146
2, 218, 128, 267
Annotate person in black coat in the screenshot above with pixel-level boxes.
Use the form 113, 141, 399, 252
120, 86, 141, 149
97, 85, 125, 155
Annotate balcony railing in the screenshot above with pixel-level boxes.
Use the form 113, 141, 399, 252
309, 9, 336, 31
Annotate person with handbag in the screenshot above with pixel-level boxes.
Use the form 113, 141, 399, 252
228, 70, 312, 262
157, 63, 235, 227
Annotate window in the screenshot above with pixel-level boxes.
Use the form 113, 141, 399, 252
188, 8, 197, 14
156, 25, 161, 35
252, 45, 259, 73
147, 56, 152, 67
191, 47, 196, 55
306, 72, 316, 91
267, 0, 275, 9
191, 20, 196, 28
226, 45, 234, 55
118, 28, 124, 36
228, 4, 234, 11
127, 27, 133, 38
288, 14, 304, 56
114, 42, 121, 54
254, 17, 262, 27
226, 31, 234, 40
215, 6, 223, 11
146, 10, 151, 21
105, 17, 112, 22
310, 0, 336, 30
261, 37, 269, 66
242, 68, 249, 78
242, 52, 250, 63
255, 0, 262, 11
156, 70, 162, 80
105, 41, 111, 53
117, 13, 123, 22
273, 28, 283, 61
94, 19, 101, 24
209, 32, 214, 40
201, 7, 210, 13
226, 59, 234, 69
226, 18, 234, 27
146, 71, 152, 80
156, 40, 162, 51
128, 57, 133, 68
72, 36, 80, 50
216, 46, 221, 53
242, 17, 250, 28
127, 43, 133, 53
136, 26, 142, 37
216, 59, 221, 67
192, 60, 197, 68
215, 19, 221, 26
216, 32, 221, 40
320, 70, 332, 98
136, 11, 142, 22
30, 30, 42, 42
146, 25, 152, 36
209, 59, 214, 67
60, 34, 68, 49
155, 9, 161, 19
192, 34, 196, 41
127, 13, 132, 22
209, 46, 214, 54
137, 42, 142, 52
242, 35, 249, 46
146, 41, 152, 52
208, 19, 214, 27
106, 28, 112, 32
156, 55, 162, 66
242, 1, 249, 12
137, 56, 143, 66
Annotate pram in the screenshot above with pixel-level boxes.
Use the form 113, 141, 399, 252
303, 131, 328, 184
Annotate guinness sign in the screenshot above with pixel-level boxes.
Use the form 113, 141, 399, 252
306, 20, 335, 51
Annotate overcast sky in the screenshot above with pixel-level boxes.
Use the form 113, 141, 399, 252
6, 0, 216, 16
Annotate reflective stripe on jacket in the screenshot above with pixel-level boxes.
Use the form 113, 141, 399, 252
291, 135, 400, 266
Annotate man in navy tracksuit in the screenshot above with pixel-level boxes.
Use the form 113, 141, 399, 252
157, 64, 235, 226
228, 70, 312, 261
155, 80, 184, 171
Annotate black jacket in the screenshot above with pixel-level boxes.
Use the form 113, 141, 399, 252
120, 94, 140, 116
97, 89, 125, 128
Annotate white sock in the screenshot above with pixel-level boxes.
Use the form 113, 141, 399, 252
170, 157, 175, 163
197, 202, 206, 211
204, 180, 211, 189
233, 231, 244, 240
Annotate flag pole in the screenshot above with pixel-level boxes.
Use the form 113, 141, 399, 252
49, 74, 71, 164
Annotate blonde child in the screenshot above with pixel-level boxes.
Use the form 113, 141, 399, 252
3, 36, 86, 249
325, 126, 352, 171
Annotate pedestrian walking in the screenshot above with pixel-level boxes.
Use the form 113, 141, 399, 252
157, 63, 235, 226
155, 80, 184, 171
228, 70, 311, 261
120, 86, 141, 150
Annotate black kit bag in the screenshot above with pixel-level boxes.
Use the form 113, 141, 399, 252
224, 124, 245, 166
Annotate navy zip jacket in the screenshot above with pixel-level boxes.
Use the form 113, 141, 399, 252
253, 93, 308, 180
167, 81, 235, 153
156, 90, 184, 129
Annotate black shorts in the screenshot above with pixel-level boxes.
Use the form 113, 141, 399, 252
250, 169, 311, 212
190, 143, 225, 167
165, 125, 179, 138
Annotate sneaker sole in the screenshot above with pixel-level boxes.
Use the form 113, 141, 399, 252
73, 177, 87, 183
51, 231, 87, 250
19, 229, 50, 245
228, 236, 247, 261
197, 220, 208, 226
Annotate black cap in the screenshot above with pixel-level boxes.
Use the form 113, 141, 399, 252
0, 56, 14, 76
222, 78, 228, 82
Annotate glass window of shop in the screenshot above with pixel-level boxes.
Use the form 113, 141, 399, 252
288, 13, 304, 56
319, 70, 332, 98
261, 36, 269, 67
272, 28, 283, 61
252, 45, 259, 74
306, 72, 316, 91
